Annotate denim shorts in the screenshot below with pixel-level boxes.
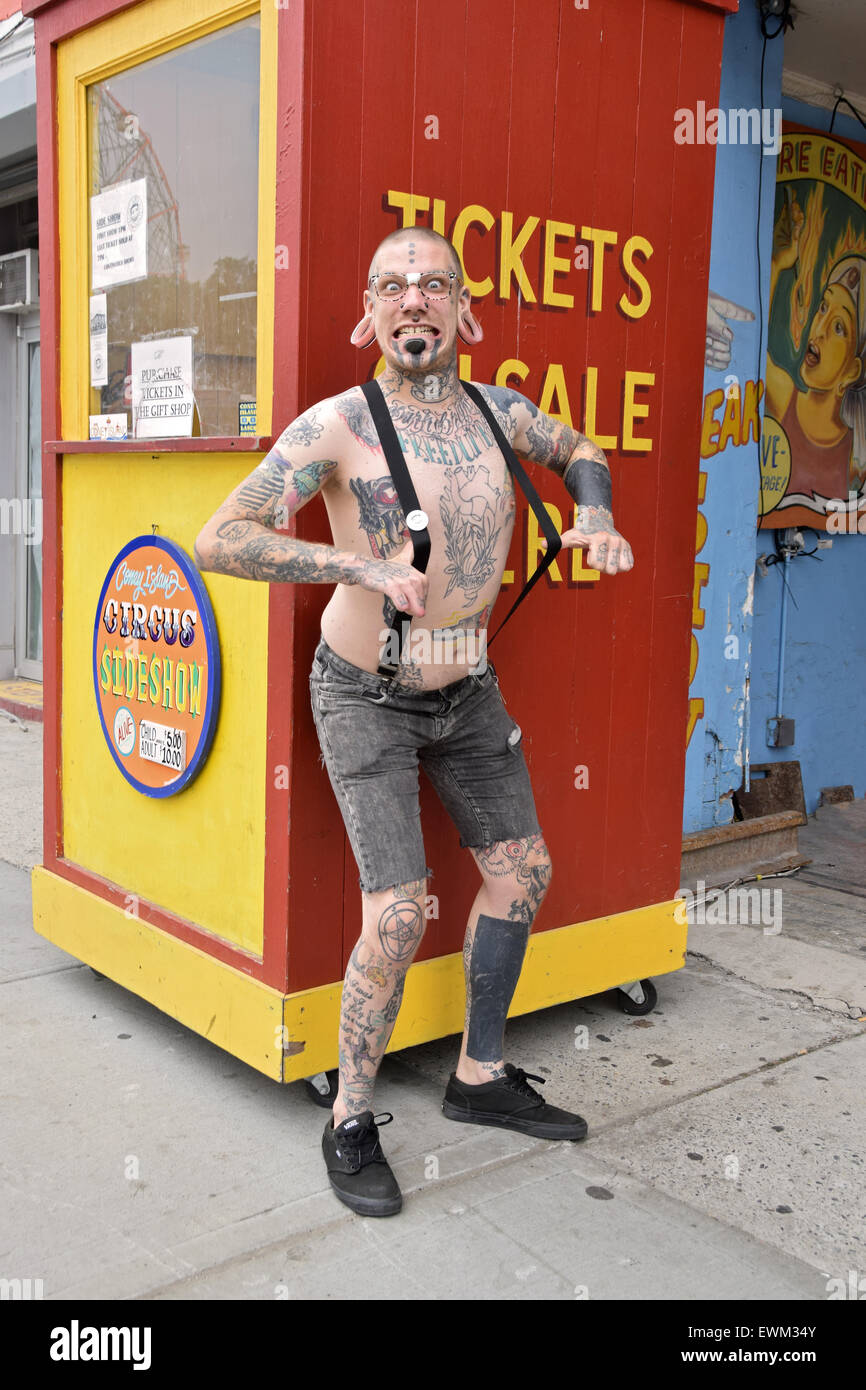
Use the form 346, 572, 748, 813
308, 636, 542, 894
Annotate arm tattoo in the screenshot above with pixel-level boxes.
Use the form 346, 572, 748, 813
272, 406, 325, 452
524, 414, 579, 472
204, 520, 420, 589
563, 452, 613, 512
230, 458, 286, 516
334, 390, 381, 451
231, 457, 337, 528
206, 522, 365, 584
199, 450, 340, 576
513, 394, 612, 498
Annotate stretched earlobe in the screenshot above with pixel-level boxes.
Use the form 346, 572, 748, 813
458, 310, 484, 345
350, 314, 377, 348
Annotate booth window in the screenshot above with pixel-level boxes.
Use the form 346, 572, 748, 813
86, 14, 260, 439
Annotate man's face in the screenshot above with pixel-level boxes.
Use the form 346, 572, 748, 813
363, 237, 470, 373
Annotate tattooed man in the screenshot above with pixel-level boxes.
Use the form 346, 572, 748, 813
194, 227, 634, 1217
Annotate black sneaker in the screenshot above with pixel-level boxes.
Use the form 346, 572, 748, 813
442, 1063, 588, 1141
321, 1110, 403, 1217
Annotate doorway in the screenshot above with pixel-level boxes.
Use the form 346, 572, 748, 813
15, 313, 41, 680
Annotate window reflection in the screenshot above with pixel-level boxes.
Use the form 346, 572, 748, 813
87, 15, 260, 438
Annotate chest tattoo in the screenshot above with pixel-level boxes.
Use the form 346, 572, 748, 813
336, 387, 515, 464
350, 475, 407, 559
342, 388, 518, 612
440, 464, 508, 603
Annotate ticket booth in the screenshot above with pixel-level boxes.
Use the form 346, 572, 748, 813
27, 0, 734, 1083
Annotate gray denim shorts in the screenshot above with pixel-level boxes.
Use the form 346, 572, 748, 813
309, 636, 542, 894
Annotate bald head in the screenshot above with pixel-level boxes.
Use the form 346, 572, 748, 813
367, 227, 463, 283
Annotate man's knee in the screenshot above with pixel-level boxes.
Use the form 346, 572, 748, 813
361, 877, 428, 965
472, 835, 552, 917
517, 835, 552, 914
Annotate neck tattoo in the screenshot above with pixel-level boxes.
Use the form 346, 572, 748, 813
380, 362, 461, 406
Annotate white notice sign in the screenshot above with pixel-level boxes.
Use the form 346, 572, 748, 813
91, 178, 147, 290
131, 336, 194, 439
138, 718, 187, 774
89, 293, 108, 386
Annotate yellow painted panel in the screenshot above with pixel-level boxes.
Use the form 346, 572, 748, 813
281, 900, 688, 1081
32, 866, 284, 1079
32, 870, 686, 1084
62, 453, 268, 953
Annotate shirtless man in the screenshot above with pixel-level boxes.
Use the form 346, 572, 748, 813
194, 226, 634, 1217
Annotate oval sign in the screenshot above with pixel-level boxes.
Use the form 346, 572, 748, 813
93, 536, 221, 796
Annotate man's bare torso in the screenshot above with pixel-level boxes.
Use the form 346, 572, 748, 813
317, 382, 516, 689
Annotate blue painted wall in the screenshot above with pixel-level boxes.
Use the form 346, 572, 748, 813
683, 6, 866, 830
682, 2, 783, 831
751, 530, 865, 809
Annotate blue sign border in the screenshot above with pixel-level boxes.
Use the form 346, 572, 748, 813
92, 535, 221, 798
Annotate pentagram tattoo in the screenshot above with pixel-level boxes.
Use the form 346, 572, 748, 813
377, 897, 424, 962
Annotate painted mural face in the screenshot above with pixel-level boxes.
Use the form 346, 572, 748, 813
362, 237, 470, 374
801, 281, 860, 393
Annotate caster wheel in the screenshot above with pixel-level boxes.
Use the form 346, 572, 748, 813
616, 978, 657, 1016
303, 1069, 339, 1108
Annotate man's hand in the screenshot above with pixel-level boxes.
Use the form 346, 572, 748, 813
557, 505, 634, 575
357, 537, 428, 616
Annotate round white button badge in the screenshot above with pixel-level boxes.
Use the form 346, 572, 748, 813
113, 706, 136, 757
406, 509, 429, 531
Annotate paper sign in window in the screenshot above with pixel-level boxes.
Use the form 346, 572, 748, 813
130, 336, 194, 438
91, 178, 148, 290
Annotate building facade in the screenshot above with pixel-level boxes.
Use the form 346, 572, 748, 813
0, 6, 41, 684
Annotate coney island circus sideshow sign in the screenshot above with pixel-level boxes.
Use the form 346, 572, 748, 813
93, 537, 221, 796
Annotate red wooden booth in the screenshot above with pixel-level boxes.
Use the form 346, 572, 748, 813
28, 0, 733, 1081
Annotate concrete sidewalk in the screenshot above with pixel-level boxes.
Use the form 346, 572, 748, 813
1, 712, 864, 1300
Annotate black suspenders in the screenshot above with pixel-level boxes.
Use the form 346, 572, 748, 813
359, 379, 432, 677
460, 381, 563, 644
358, 377, 563, 678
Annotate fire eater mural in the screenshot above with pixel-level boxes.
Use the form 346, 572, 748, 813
761, 125, 866, 531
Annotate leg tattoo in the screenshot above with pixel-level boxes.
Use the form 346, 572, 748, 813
465, 914, 531, 1065
459, 836, 551, 1081
335, 881, 425, 1121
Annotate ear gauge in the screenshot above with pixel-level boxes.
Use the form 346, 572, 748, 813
350, 314, 377, 348
457, 310, 484, 346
